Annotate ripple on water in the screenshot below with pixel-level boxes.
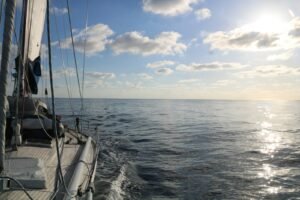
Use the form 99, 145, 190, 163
60, 99, 300, 199
118, 118, 133, 124
136, 165, 180, 198
132, 138, 153, 143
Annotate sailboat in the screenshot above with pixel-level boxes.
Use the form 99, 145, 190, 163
0, 0, 98, 199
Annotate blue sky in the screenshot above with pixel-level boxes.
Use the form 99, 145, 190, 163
3, 0, 300, 99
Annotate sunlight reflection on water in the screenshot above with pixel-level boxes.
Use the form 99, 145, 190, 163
258, 164, 274, 180
58, 99, 300, 199
258, 127, 281, 156
257, 105, 282, 195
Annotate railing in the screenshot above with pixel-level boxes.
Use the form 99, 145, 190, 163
61, 117, 90, 132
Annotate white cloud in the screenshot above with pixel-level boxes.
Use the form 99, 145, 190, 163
138, 73, 153, 80
60, 24, 114, 55
267, 51, 294, 61
53, 68, 76, 79
213, 80, 236, 86
51, 69, 115, 82
85, 72, 115, 79
178, 79, 201, 84
176, 62, 246, 72
238, 65, 300, 78
143, 0, 199, 16
111, 31, 186, 56
195, 8, 211, 21
83, 72, 115, 89
289, 17, 300, 39
155, 67, 173, 75
41, 44, 48, 59
85, 80, 105, 88
147, 60, 175, 68
50, 7, 68, 15
204, 29, 280, 51
203, 17, 300, 52
125, 81, 143, 89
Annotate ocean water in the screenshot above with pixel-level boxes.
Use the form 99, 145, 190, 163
55, 99, 300, 200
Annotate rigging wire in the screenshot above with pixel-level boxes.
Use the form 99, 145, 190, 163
52, 3, 75, 116
0, 0, 4, 27
46, 0, 73, 198
61, 9, 74, 102
0, 176, 34, 200
81, 0, 90, 116
66, 0, 83, 112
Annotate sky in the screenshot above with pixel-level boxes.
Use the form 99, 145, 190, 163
2, 0, 300, 100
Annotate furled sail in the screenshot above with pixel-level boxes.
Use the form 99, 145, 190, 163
23, 0, 46, 62
17, 0, 46, 95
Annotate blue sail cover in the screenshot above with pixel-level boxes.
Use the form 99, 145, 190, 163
27, 56, 41, 94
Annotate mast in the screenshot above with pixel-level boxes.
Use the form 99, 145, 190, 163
12, 0, 46, 148
0, 0, 17, 173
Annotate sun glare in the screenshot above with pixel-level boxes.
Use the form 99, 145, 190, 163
248, 14, 288, 33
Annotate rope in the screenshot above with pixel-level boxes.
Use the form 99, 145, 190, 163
66, 0, 83, 111
23, 74, 53, 140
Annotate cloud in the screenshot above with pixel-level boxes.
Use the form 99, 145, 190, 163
111, 31, 186, 56
83, 72, 115, 88
213, 80, 236, 86
178, 79, 201, 84
238, 65, 300, 78
204, 29, 280, 51
267, 51, 294, 61
40, 44, 49, 59
138, 73, 153, 80
195, 8, 211, 21
143, 0, 199, 16
289, 17, 300, 38
125, 81, 143, 89
147, 60, 175, 68
50, 7, 68, 15
85, 72, 115, 79
155, 67, 173, 75
60, 24, 114, 55
176, 62, 246, 72
53, 68, 76, 79
85, 80, 105, 88
51, 68, 115, 81
203, 17, 300, 52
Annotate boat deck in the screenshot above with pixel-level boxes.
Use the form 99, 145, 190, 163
0, 129, 95, 200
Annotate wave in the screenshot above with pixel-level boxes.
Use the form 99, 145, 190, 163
108, 164, 127, 200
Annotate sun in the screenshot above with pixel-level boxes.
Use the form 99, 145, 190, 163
248, 13, 288, 33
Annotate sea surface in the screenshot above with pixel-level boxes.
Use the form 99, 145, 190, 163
55, 99, 300, 200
